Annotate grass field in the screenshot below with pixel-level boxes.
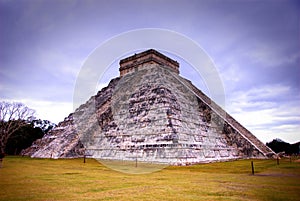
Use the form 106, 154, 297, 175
0, 156, 300, 201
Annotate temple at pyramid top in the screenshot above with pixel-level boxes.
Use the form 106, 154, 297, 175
119, 49, 180, 76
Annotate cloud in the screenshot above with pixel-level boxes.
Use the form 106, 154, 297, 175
254, 123, 300, 145
234, 84, 290, 103
244, 43, 300, 68
226, 84, 300, 143
34, 47, 82, 80
0, 98, 73, 124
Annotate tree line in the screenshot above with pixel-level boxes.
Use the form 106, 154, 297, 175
0, 101, 55, 167
266, 138, 300, 155
5, 119, 55, 155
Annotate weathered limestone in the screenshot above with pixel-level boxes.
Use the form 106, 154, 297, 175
23, 49, 275, 164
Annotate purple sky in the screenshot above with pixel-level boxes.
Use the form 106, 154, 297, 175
0, 0, 299, 143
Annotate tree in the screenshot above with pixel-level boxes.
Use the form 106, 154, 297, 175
5, 123, 44, 155
31, 119, 56, 134
0, 102, 35, 166
266, 138, 300, 155
4, 119, 55, 155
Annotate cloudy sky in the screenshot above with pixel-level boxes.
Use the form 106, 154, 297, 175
0, 0, 299, 143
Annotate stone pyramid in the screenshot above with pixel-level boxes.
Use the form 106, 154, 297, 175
23, 49, 275, 165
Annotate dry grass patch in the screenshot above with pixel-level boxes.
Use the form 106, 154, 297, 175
0, 156, 299, 201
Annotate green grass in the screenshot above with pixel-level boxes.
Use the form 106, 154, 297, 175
0, 156, 300, 201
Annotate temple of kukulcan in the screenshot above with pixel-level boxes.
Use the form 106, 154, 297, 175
23, 49, 275, 165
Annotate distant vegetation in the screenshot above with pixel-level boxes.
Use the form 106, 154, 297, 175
5, 119, 55, 155
0, 101, 36, 164
267, 138, 300, 155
